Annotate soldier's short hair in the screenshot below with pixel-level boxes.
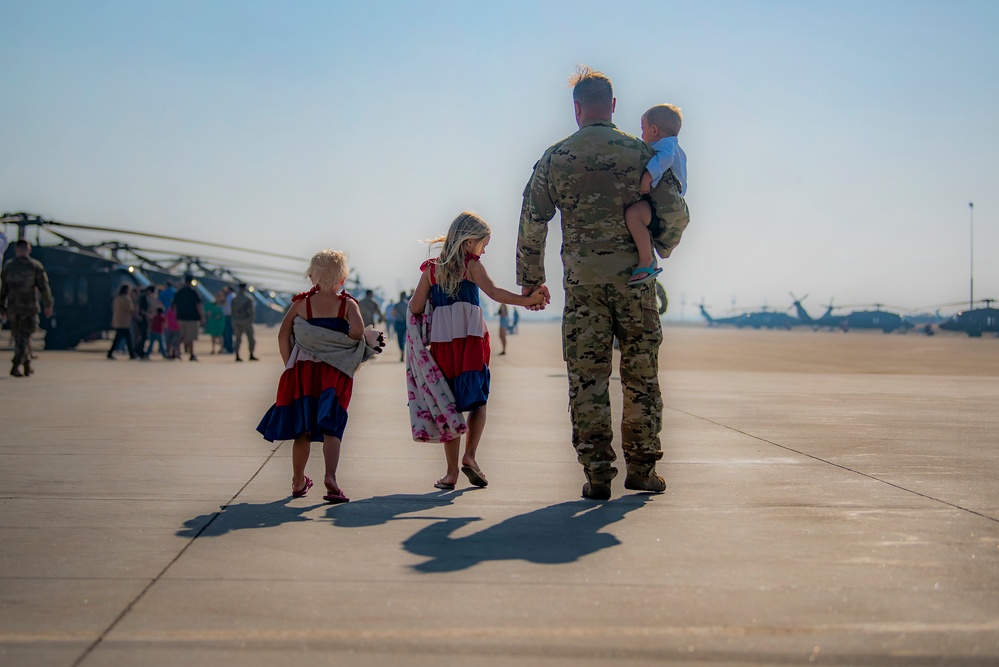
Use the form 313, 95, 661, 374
14, 239, 29, 250
644, 104, 683, 136
307, 249, 348, 293
569, 65, 613, 108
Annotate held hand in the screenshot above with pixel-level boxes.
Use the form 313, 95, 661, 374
522, 285, 550, 311
44, 307, 53, 319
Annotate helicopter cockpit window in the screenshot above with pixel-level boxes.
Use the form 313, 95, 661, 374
78, 277, 89, 306
62, 277, 75, 305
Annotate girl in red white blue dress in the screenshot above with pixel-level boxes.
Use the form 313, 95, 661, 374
409, 212, 547, 491
257, 249, 367, 503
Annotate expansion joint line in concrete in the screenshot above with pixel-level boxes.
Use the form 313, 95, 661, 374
70, 443, 284, 667
667, 407, 999, 525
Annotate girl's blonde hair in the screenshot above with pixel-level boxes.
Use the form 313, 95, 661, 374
425, 211, 491, 297
306, 249, 349, 292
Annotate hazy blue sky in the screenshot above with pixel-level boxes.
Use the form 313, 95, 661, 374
2, 0, 996, 319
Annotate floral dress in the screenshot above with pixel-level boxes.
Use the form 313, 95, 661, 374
257, 293, 355, 442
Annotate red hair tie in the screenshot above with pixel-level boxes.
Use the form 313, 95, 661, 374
291, 285, 320, 303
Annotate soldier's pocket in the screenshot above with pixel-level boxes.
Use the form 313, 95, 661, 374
640, 286, 662, 342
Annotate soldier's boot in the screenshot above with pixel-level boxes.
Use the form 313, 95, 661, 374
22, 360, 33, 376
10, 361, 23, 377
581, 466, 616, 501
624, 465, 666, 493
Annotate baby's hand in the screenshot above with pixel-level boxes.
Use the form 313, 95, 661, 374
639, 171, 653, 195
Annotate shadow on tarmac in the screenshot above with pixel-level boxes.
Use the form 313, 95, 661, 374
176, 489, 474, 538
176, 497, 323, 537
402, 495, 652, 573
324, 489, 473, 527
176, 492, 652, 574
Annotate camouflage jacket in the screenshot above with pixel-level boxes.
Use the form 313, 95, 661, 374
231, 293, 255, 321
517, 119, 690, 288
0, 256, 53, 314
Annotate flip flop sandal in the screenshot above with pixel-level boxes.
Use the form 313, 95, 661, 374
433, 480, 455, 490
292, 476, 314, 498
461, 465, 488, 488
628, 264, 663, 286
323, 489, 350, 504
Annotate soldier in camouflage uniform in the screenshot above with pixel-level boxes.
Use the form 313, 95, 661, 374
516, 66, 690, 500
1, 240, 54, 377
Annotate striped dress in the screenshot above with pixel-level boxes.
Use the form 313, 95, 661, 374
423, 255, 491, 412
256, 293, 354, 442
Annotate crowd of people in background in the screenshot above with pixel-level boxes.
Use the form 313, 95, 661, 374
106, 274, 257, 362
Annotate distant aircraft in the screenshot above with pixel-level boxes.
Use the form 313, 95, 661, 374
792, 294, 909, 333
699, 302, 796, 329
939, 300, 999, 337
839, 304, 911, 333
789, 293, 844, 330
698, 302, 750, 328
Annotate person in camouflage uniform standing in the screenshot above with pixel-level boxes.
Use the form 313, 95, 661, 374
230, 282, 258, 362
517, 66, 690, 500
1, 240, 54, 377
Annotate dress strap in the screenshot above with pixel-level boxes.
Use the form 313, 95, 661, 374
337, 290, 356, 319
420, 258, 439, 285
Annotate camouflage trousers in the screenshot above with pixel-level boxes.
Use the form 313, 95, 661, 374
562, 282, 664, 484
233, 319, 255, 355
7, 312, 38, 366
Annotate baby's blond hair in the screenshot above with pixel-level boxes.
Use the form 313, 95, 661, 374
644, 104, 683, 137
306, 249, 348, 292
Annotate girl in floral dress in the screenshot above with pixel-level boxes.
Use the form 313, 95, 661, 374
409, 212, 546, 490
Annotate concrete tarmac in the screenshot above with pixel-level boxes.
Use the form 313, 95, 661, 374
1, 323, 997, 666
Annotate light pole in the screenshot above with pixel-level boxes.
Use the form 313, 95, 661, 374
969, 202, 974, 309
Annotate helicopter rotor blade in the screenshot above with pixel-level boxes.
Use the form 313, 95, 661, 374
42, 219, 305, 262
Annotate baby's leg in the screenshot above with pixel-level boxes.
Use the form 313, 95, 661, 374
625, 200, 655, 275
322, 435, 342, 493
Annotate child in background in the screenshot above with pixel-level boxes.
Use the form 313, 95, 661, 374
164, 306, 180, 359
409, 211, 546, 490
146, 307, 168, 358
256, 249, 382, 503
624, 103, 688, 285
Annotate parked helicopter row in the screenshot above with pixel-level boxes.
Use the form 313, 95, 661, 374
0, 212, 341, 350
698, 293, 998, 337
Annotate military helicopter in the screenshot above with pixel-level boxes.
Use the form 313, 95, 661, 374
700, 296, 799, 329
939, 299, 999, 337
1, 212, 304, 349
794, 295, 910, 333
837, 304, 912, 333
698, 301, 750, 328
789, 293, 845, 330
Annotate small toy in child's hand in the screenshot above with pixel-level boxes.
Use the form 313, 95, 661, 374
363, 326, 386, 353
